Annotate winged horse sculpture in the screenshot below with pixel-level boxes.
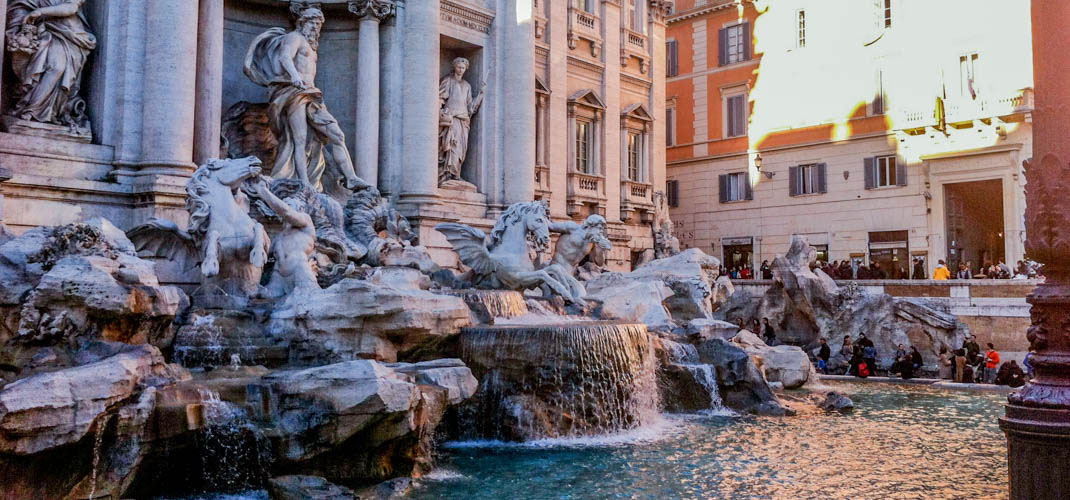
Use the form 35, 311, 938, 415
435, 201, 574, 300
127, 156, 270, 298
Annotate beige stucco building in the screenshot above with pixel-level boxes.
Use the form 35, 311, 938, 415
665, 0, 1033, 277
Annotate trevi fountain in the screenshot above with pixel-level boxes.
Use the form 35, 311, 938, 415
0, 1, 1011, 499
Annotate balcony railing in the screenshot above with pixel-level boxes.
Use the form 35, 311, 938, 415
893, 88, 1034, 131
566, 170, 606, 216
535, 164, 551, 197
625, 28, 646, 51
620, 179, 654, 222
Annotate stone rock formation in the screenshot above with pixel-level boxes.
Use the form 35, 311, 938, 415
730, 330, 819, 390
456, 322, 658, 441
585, 248, 722, 326
716, 235, 967, 371
0, 220, 187, 382
817, 392, 855, 412
268, 475, 358, 500
586, 279, 674, 330
265, 359, 476, 484
691, 336, 793, 416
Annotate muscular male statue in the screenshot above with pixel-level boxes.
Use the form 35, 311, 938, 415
244, 7, 365, 198
253, 179, 319, 299
542, 214, 613, 304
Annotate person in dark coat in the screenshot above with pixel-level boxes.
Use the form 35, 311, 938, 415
761, 318, 777, 345
910, 346, 924, 371
995, 360, 1026, 388
817, 338, 831, 374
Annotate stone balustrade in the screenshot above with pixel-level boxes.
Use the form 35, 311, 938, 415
566, 170, 606, 216
619, 179, 654, 222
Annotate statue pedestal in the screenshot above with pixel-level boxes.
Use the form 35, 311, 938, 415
1, 115, 91, 143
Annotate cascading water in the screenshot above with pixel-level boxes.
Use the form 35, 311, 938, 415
458, 321, 658, 441
191, 389, 272, 494
677, 363, 732, 415
442, 289, 529, 324
87, 412, 113, 500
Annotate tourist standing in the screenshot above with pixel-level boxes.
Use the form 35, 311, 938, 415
762, 318, 776, 345
964, 335, 981, 364
996, 360, 1026, 388
910, 346, 923, 372
956, 263, 973, 279
938, 346, 952, 380
1024, 349, 1035, 380
984, 343, 1001, 384
817, 338, 831, 374
840, 336, 854, 374
933, 260, 951, 280
863, 343, 878, 376
760, 260, 772, 279
953, 349, 968, 382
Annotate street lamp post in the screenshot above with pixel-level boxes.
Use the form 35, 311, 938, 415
999, 2, 1070, 498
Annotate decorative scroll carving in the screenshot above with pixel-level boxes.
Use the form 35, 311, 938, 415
348, 0, 396, 21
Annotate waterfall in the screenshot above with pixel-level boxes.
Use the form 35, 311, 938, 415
193, 389, 272, 494
459, 321, 658, 441
87, 412, 113, 500
442, 290, 529, 324
679, 363, 732, 415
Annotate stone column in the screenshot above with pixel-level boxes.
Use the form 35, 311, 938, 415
0, 0, 8, 107
193, 0, 225, 166
137, 0, 199, 176
399, 0, 440, 210
501, 0, 536, 204
999, 1, 1070, 498
379, 1, 404, 201
348, 0, 395, 189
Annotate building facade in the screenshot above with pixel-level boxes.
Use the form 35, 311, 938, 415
665, 0, 1034, 277
0, 0, 670, 273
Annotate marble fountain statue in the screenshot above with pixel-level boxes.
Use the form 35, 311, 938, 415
0, 4, 894, 499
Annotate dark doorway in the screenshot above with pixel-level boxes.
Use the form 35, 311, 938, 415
868, 230, 909, 279
722, 238, 754, 276
945, 179, 1005, 273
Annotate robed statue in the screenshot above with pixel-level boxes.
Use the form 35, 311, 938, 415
4, 0, 95, 136
438, 57, 485, 185
243, 6, 366, 200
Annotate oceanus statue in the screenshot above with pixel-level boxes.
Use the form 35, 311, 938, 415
127, 156, 270, 298
435, 201, 574, 300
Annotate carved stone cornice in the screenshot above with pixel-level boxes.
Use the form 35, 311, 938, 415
441, 0, 494, 34
348, 0, 396, 21
648, 0, 673, 23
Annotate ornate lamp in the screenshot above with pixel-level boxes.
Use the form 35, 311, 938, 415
999, 2, 1070, 497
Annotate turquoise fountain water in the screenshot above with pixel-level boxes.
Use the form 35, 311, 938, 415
416, 382, 1008, 499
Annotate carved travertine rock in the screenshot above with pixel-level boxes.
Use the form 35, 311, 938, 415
540, 214, 612, 305
3, 0, 96, 139
127, 157, 270, 300
243, 6, 366, 199
438, 57, 485, 185
0, 344, 189, 455
435, 201, 574, 301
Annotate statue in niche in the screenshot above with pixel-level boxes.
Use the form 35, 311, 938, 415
251, 179, 321, 300
243, 5, 367, 200
4, 0, 96, 140
438, 57, 485, 186
541, 214, 613, 305
127, 157, 271, 301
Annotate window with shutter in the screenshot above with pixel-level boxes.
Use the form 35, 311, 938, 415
668, 180, 679, 207
666, 108, 675, 146
720, 173, 748, 202
791, 164, 823, 195
896, 158, 907, 186
666, 40, 679, 77
873, 155, 899, 188
725, 93, 747, 138
864, 157, 875, 189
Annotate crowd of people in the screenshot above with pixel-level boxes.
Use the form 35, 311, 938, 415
726, 256, 1042, 281
826, 333, 1029, 387
931, 259, 1041, 280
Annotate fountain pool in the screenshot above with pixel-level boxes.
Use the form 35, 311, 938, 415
416, 382, 1008, 499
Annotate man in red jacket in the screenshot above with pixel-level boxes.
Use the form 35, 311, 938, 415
984, 343, 1001, 384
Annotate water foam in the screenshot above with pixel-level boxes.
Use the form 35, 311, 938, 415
443, 415, 684, 449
